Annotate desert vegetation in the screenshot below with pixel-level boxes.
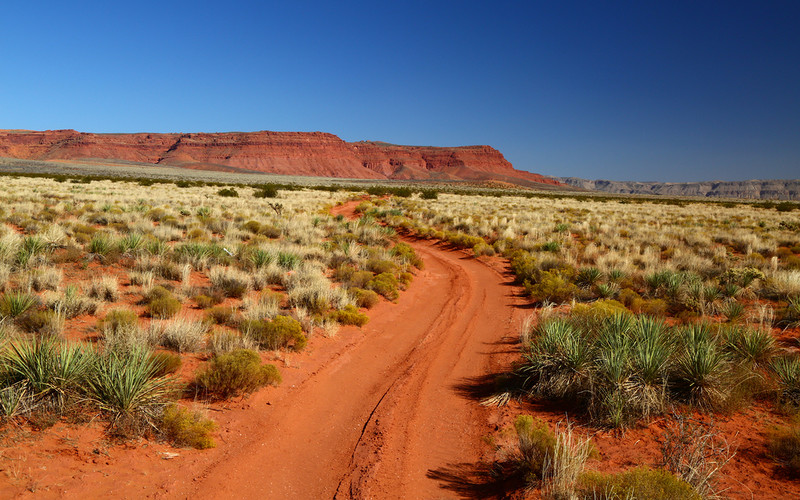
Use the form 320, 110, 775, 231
0, 175, 421, 449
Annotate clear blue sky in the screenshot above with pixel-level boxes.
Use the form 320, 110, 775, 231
1, 1, 798, 182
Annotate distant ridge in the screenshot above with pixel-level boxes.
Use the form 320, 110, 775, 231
556, 177, 800, 201
0, 129, 561, 188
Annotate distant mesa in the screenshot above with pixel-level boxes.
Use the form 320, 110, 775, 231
0, 129, 561, 188
556, 177, 800, 201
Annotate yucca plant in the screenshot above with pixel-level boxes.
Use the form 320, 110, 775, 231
249, 248, 274, 268
771, 355, 800, 407
88, 235, 113, 256
87, 348, 176, 429
721, 300, 746, 323
0, 291, 38, 318
520, 318, 594, 399
277, 251, 300, 270
3, 339, 91, 410
576, 267, 602, 288
675, 324, 730, 408
0, 382, 29, 418
724, 326, 775, 369
118, 233, 144, 254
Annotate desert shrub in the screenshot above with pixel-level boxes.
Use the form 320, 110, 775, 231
579, 467, 700, 500
768, 425, 800, 476
351, 287, 380, 309
718, 267, 765, 288
330, 305, 369, 327
194, 349, 281, 399
249, 248, 274, 268
87, 348, 176, 432
367, 272, 399, 301
525, 271, 579, 305
151, 352, 182, 377
660, 414, 734, 498
366, 258, 397, 275
571, 300, 630, 325
391, 241, 423, 268
17, 309, 64, 337
88, 276, 120, 302
0, 291, 39, 318
208, 267, 250, 298
473, 241, 496, 257
194, 293, 223, 309
242, 315, 307, 351
145, 286, 181, 319
217, 188, 239, 197
88, 235, 114, 256
576, 267, 603, 288
98, 308, 139, 333
253, 184, 278, 198
158, 317, 210, 353
514, 415, 556, 483
723, 326, 775, 369
345, 269, 374, 289
26, 267, 63, 291
208, 330, 256, 355
206, 306, 235, 325
160, 404, 217, 449
277, 251, 300, 270
510, 251, 538, 284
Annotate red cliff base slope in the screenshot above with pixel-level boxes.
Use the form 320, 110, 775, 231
0, 129, 560, 186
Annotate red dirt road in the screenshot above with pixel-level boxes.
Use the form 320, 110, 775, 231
1, 203, 526, 499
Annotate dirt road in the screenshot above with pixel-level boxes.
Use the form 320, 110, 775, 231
6, 202, 526, 499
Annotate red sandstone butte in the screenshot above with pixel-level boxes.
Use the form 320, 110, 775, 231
0, 129, 561, 186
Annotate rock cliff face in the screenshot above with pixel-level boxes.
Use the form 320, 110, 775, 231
558, 177, 800, 200
0, 129, 559, 186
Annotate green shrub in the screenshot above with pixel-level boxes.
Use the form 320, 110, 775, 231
366, 258, 397, 275
206, 306, 235, 325
145, 286, 181, 319
195, 349, 281, 399
253, 184, 279, 198
351, 288, 380, 309
368, 272, 399, 301
525, 271, 579, 305
514, 415, 556, 482
17, 309, 62, 336
330, 305, 369, 327
161, 404, 217, 449
242, 315, 307, 351
194, 293, 223, 309
98, 308, 139, 333
579, 467, 700, 500
473, 241, 496, 257
217, 188, 239, 197
391, 241, 424, 268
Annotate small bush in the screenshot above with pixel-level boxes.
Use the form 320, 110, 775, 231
145, 286, 181, 319
195, 349, 281, 399
515, 415, 556, 482
366, 258, 397, 275
368, 272, 399, 301
161, 404, 217, 449
579, 467, 700, 500
330, 305, 369, 327
206, 306, 235, 325
194, 293, 223, 309
242, 315, 307, 351
17, 309, 64, 336
98, 308, 139, 333
525, 271, 579, 305
217, 188, 239, 197
351, 288, 380, 309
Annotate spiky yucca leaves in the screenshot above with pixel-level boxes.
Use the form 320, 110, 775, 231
87, 348, 175, 431
595, 316, 633, 426
3, 339, 91, 412
771, 355, 800, 408
675, 324, 731, 409
623, 316, 673, 421
249, 248, 274, 268
0, 291, 38, 318
118, 233, 145, 254
0, 382, 28, 418
724, 326, 775, 369
520, 318, 595, 400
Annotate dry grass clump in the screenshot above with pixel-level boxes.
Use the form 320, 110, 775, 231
153, 317, 210, 353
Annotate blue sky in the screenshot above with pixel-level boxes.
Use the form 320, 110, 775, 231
1, 1, 798, 181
